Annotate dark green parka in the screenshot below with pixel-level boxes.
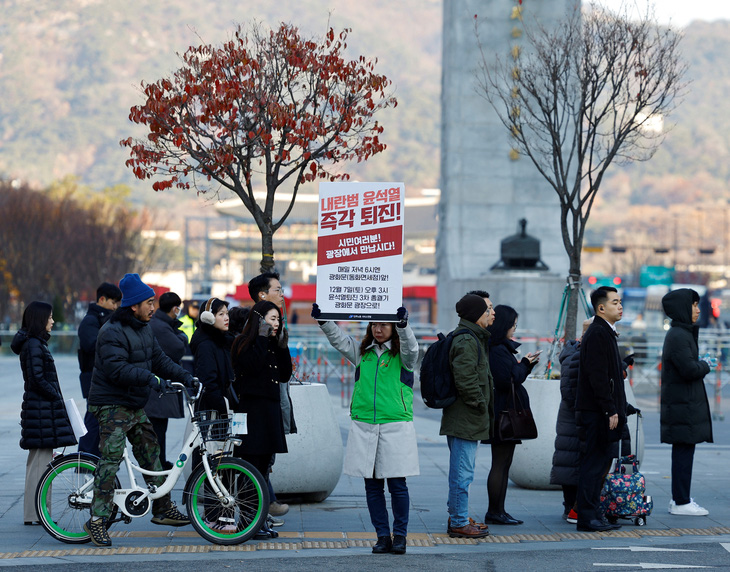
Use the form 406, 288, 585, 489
660, 289, 713, 444
439, 319, 493, 441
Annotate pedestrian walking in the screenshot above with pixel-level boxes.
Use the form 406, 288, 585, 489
12, 301, 77, 525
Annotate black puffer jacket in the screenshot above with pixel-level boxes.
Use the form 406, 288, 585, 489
88, 308, 192, 409
145, 309, 189, 419
77, 302, 114, 398
660, 289, 712, 444
190, 324, 235, 413
12, 330, 76, 450
550, 340, 581, 486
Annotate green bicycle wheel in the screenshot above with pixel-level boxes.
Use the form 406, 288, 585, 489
35, 454, 119, 544
185, 457, 269, 545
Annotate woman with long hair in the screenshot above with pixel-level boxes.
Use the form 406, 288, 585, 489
313, 305, 418, 555
484, 304, 539, 526
189, 297, 235, 414
11, 301, 76, 525
230, 301, 292, 538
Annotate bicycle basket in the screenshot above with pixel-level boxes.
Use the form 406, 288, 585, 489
194, 410, 233, 444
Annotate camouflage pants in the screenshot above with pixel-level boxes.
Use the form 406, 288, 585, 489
89, 405, 171, 518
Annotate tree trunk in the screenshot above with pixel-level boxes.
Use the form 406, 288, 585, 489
259, 227, 276, 274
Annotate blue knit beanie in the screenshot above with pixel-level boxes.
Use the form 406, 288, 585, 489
119, 273, 155, 308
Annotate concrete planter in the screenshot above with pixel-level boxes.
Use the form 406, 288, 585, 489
270, 383, 344, 502
509, 377, 644, 490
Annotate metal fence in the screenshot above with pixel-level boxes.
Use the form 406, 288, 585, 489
4, 324, 729, 418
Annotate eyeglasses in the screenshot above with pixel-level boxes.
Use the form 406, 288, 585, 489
268, 287, 282, 294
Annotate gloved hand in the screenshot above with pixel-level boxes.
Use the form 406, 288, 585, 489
278, 325, 289, 348
396, 306, 408, 329
623, 353, 635, 367
184, 376, 199, 390
311, 303, 326, 326
150, 376, 171, 392
258, 315, 274, 338
626, 403, 641, 416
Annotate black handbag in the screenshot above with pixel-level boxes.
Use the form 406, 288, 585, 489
497, 383, 538, 441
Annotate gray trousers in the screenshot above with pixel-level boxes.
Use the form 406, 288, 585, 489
25, 448, 53, 522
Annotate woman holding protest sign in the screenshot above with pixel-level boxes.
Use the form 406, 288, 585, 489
312, 303, 418, 555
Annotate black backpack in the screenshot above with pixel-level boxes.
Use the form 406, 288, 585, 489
420, 328, 481, 409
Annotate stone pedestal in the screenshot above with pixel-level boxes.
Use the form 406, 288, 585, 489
510, 378, 645, 489
439, 272, 566, 336
270, 383, 344, 502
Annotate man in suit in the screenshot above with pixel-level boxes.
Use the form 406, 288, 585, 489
575, 286, 627, 532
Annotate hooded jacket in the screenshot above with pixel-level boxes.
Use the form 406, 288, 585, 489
660, 288, 712, 444
12, 330, 77, 450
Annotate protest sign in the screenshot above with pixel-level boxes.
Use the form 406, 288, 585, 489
316, 182, 404, 321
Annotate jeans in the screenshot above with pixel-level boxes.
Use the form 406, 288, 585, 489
446, 436, 478, 528
364, 477, 410, 537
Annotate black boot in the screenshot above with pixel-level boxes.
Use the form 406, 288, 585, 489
372, 535, 392, 554
391, 534, 407, 554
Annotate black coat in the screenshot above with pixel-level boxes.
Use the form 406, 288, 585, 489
88, 309, 192, 409
145, 309, 188, 419
550, 339, 581, 486
77, 302, 113, 398
576, 316, 627, 441
660, 289, 712, 444
487, 337, 534, 445
190, 324, 235, 414
12, 330, 77, 450
231, 336, 292, 455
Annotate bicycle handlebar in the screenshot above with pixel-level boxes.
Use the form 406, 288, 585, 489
168, 378, 202, 403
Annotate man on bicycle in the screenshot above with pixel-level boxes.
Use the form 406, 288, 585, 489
85, 273, 195, 547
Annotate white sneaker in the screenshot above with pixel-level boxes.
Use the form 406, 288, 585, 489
668, 500, 676, 514
669, 499, 709, 516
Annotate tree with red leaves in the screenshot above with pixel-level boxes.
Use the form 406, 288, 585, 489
122, 22, 397, 272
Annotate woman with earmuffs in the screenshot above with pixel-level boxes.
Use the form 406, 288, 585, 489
230, 300, 292, 538
189, 297, 236, 415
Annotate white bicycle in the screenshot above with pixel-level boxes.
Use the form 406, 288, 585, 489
35, 381, 269, 545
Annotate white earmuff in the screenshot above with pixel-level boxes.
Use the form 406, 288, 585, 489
200, 298, 217, 325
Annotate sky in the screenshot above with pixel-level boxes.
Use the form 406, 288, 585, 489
593, 0, 730, 27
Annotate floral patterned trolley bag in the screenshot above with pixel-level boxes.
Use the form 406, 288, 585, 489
599, 416, 653, 526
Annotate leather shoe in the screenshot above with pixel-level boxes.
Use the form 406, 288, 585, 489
576, 519, 621, 532
372, 535, 392, 554
391, 534, 406, 554
448, 517, 489, 532
483, 512, 521, 525
448, 522, 489, 538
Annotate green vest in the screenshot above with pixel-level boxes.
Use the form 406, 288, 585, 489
351, 349, 414, 424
